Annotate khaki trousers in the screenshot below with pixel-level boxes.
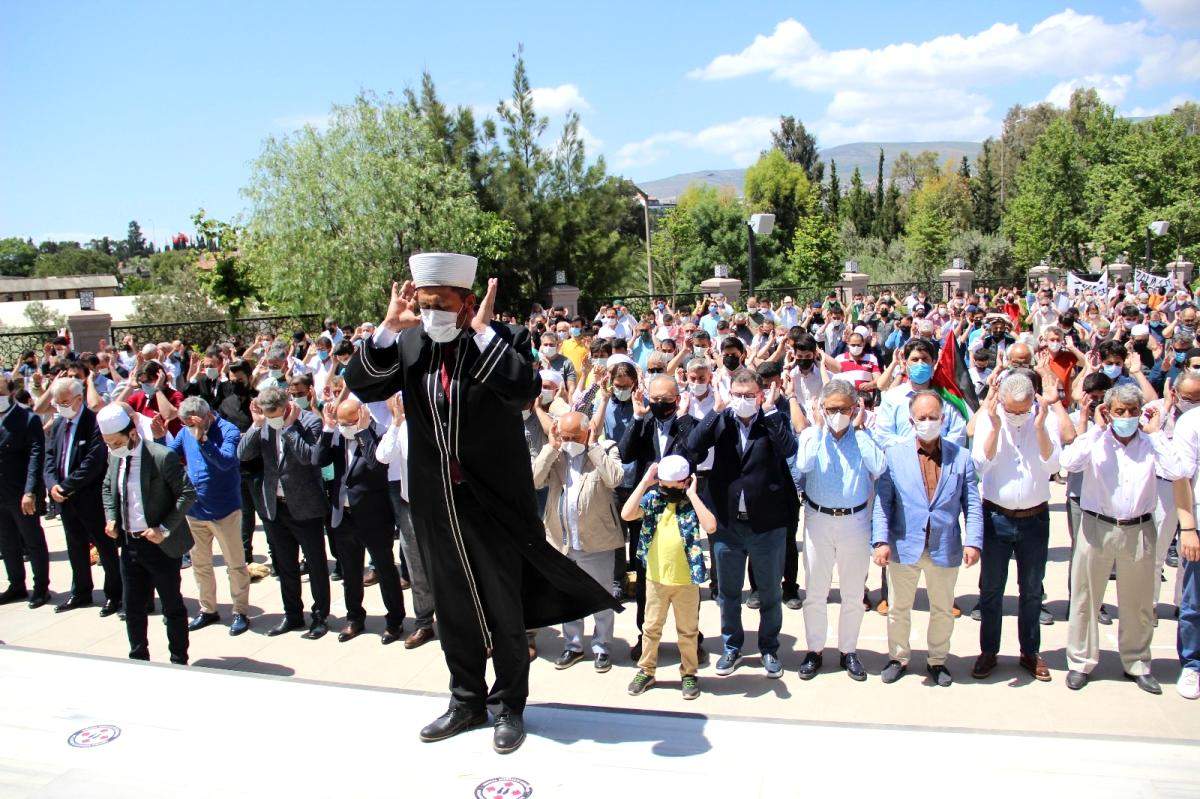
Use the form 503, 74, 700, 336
1067, 513, 1155, 675
886, 550, 959, 667
638, 580, 700, 677
189, 511, 250, 615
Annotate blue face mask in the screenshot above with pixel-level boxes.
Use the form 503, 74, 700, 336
906, 362, 933, 385
569, 327, 581, 338
1176, 352, 1187, 364
1101, 363, 1123, 380
1110, 415, 1140, 437
317, 349, 330, 361
709, 306, 718, 316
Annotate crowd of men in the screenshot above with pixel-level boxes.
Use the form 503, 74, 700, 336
1, 273, 1198, 719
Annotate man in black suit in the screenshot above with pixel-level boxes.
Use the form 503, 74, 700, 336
97, 403, 197, 665
687, 367, 798, 680
44, 378, 121, 614
324, 396, 405, 644
618, 374, 697, 660
236, 385, 334, 639
0, 377, 50, 608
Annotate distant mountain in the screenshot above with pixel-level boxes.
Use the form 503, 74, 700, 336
638, 141, 984, 203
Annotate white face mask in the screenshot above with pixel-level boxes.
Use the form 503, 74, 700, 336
266, 415, 286, 430
205, 367, 220, 379
849, 345, 864, 356
338, 424, 359, 439
422, 308, 463, 343
731, 396, 758, 419
540, 388, 557, 405
541, 346, 557, 358
108, 444, 131, 459
688, 382, 709, 397
1046, 341, 1062, 353
912, 418, 942, 442
825, 410, 851, 433
55, 402, 78, 420
593, 357, 609, 368
0, 396, 10, 413
693, 346, 707, 357
613, 387, 633, 402
1177, 398, 1200, 415
561, 440, 586, 458
1003, 409, 1031, 428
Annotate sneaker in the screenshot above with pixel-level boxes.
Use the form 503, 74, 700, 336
784, 596, 802, 610
763, 653, 783, 679
1177, 668, 1200, 700
594, 653, 612, 673
1039, 605, 1054, 625
746, 591, 761, 610
715, 650, 743, 676
681, 675, 700, 700
554, 649, 585, 670
880, 659, 906, 684
927, 664, 953, 687
1098, 605, 1113, 625
1167, 544, 1179, 569
627, 671, 655, 696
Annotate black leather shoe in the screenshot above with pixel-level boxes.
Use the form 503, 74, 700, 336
229, 613, 250, 636
841, 652, 867, 681
170, 656, 188, 666
302, 616, 329, 640
419, 707, 488, 743
1125, 672, 1162, 695
27, 591, 50, 610
1066, 670, 1088, 690
0, 586, 29, 604
798, 651, 823, 680
493, 713, 526, 754
381, 626, 402, 645
55, 595, 93, 613
188, 612, 220, 631
266, 616, 306, 637
337, 620, 364, 642
99, 599, 122, 618
555, 649, 585, 669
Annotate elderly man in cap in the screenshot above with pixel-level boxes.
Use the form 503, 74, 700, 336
345, 253, 620, 754
97, 403, 196, 665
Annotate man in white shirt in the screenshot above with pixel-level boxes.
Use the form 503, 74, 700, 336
969, 373, 1060, 682
1060, 382, 1182, 694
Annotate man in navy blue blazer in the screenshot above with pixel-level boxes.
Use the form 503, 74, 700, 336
0, 377, 49, 608
872, 389, 983, 686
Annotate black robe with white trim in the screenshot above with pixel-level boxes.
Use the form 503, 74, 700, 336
344, 321, 622, 634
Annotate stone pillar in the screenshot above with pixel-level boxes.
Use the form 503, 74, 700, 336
699, 277, 743, 301
67, 311, 112, 353
1105, 262, 1133, 285
1168, 260, 1195, 289
544, 284, 581, 317
940, 268, 975, 299
835, 271, 869, 307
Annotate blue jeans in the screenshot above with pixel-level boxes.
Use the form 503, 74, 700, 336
979, 507, 1049, 656
1180, 558, 1200, 673
712, 521, 786, 656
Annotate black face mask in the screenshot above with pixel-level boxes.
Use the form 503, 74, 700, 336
795, 358, 814, 371
231, 380, 250, 395
649, 400, 677, 421
722, 354, 742, 370
659, 486, 687, 503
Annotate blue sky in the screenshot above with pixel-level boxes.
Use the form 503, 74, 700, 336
2, 1, 1197, 246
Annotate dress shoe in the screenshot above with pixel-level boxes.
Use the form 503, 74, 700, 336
27, 591, 50, 610
1019, 653, 1051, 682
55, 595, 93, 613
594, 653, 612, 673
1066, 670, 1088, 690
170, 656, 188, 666
303, 617, 329, 640
0, 586, 29, 604
555, 649, 585, 669
404, 627, 435, 649
862, 593, 873, 611
362, 568, 379, 587
798, 651, 823, 680
926, 664, 953, 687
419, 706, 487, 743
971, 652, 998, 679
330, 568, 343, 582
99, 599, 122, 618
784, 595, 802, 610
188, 612, 220, 632
266, 616, 306, 637
1125, 672, 1162, 695
745, 591, 761, 609
1098, 604, 1113, 625
337, 620, 364, 642
841, 652, 867, 681
381, 626, 402, 645
229, 613, 250, 636
880, 659, 906, 683
1039, 605, 1054, 625
493, 713, 525, 754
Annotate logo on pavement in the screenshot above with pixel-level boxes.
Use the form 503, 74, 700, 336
475, 777, 532, 798
68, 724, 121, 748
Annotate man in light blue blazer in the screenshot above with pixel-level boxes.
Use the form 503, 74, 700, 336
871, 390, 983, 686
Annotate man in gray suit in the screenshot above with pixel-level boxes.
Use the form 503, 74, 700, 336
236, 385, 335, 639
98, 403, 196, 665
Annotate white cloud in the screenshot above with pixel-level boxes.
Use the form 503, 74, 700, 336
814, 89, 997, 145
1045, 74, 1133, 107
1137, 38, 1200, 84
1141, 0, 1200, 29
615, 116, 776, 170
529, 84, 591, 115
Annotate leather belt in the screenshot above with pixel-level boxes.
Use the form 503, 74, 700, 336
1083, 509, 1152, 527
805, 497, 868, 517
983, 500, 1048, 519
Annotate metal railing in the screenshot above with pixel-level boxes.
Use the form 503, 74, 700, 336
0, 328, 57, 365
110, 314, 322, 349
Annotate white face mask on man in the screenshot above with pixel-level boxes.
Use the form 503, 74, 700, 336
422, 309, 463, 343
911, 417, 942, 441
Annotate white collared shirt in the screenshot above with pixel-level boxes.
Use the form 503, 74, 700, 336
1061, 425, 1183, 519
687, 387, 716, 470
559, 449, 586, 550
971, 409, 1061, 510
118, 440, 148, 532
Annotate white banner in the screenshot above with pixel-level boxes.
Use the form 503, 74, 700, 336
1134, 269, 1173, 290
1067, 269, 1108, 297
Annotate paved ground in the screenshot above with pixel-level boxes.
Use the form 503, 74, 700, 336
1, 482, 1196, 743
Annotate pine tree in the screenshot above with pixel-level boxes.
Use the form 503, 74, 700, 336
873, 148, 885, 216
827, 159, 840, 219
958, 156, 971, 180
877, 182, 903, 244
971, 140, 1000, 235
846, 167, 873, 237
125, 220, 148, 258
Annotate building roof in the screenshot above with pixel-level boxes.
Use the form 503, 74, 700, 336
0, 294, 139, 327
0, 274, 119, 292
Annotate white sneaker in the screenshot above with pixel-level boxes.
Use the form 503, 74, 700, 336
1178, 668, 1200, 700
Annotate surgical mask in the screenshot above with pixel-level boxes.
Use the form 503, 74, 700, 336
825, 410, 851, 433
569, 327, 581, 337
561, 440, 586, 458
688, 382, 709, 397
1177, 398, 1200, 415
268, 369, 283, 380
55, 348, 68, 358
293, 396, 310, 410
541, 345, 557, 358
422, 309, 462, 344
1003, 410, 1031, 428
0, 396, 9, 413
140, 382, 157, 395
338, 424, 359, 439
849, 345, 864, 356
266, 416, 286, 430
722, 354, 741, 370
613, 387, 633, 402
906, 362, 933, 384
1101, 363, 1123, 380
108, 443, 131, 459
912, 418, 941, 442
55, 403, 78, 420
730, 396, 758, 419
317, 349, 330, 361
708, 306, 717, 316
1175, 352, 1187, 364
1110, 416, 1140, 437
540, 388, 557, 405
603, 317, 616, 327
1046, 341, 1061, 353
205, 367, 220, 379
693, 346, 707, 357
593, 357, 608, 368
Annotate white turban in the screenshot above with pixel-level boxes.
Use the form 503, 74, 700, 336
409, 252, 477, 290
658, 455, 691, 482
96, 403, 132, 435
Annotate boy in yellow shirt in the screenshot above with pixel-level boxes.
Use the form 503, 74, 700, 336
620, 454, 717, 700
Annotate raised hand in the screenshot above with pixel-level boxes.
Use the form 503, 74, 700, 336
383, 280, 421, 332
471, 278, 498, 334
1142, 406, 1162, 434
149, 413, 167, 440
632, 388, 648, 417
250, 399, 265, 428
387, 392, 405, 426
548, 420, 563, 450
985, 392, 1001, 425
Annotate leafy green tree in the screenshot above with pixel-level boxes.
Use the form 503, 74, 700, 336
33, 247, 118, 277
744, 148, 813, 252
845, 167, 873, 237
905, 177, 957, 283
949, 230, 1017, 281
125, 220, 148, 258
876, 182, 903, 244
0, 237, 38, 276
23, 301, 66, 329
873, 149, 885, 218
779, 193, 840, 295
826, 160, 840, 220
769, 116, 820, 181
194, 209, 259, 318
133, 259, 224, 324
650, 206, 698, 297
972, 140, 1001, 234
890, 150, 940, 193
669, 184, 753, 290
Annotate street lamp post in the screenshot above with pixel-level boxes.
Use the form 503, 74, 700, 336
746, 213, 775, 298
634, 188, 653, 295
